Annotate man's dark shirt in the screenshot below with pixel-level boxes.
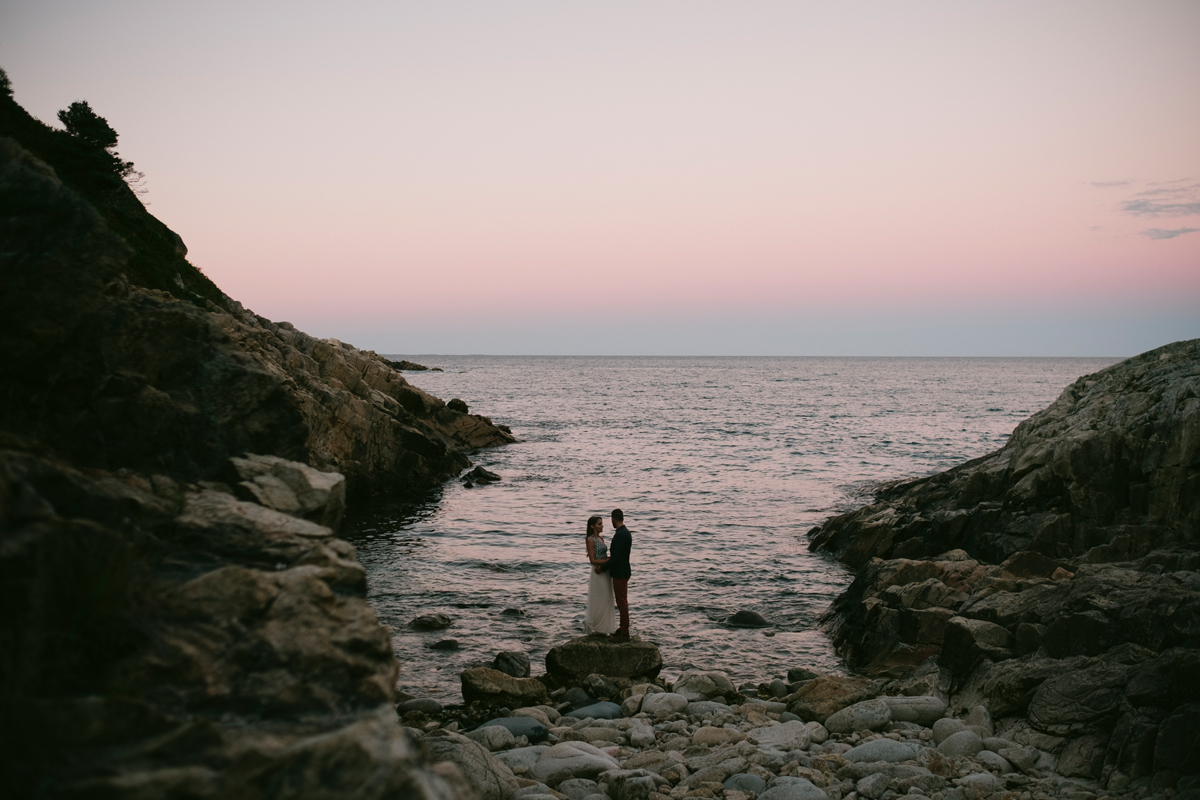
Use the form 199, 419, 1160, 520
606, 525, 632, 579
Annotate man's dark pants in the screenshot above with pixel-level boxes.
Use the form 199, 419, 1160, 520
613, 578, 629, 634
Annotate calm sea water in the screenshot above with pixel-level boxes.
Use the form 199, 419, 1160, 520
343, 356, 1118, 700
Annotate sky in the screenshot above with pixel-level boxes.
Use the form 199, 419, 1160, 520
4, 1, 1199, 355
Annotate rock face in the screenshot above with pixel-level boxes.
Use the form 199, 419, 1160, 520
0, 446, 463, 797
810, 340, 1200, 567
808, 343, 1200, 789
0, 127, 515, 794
0, 137, 513, 498
545, 635, 664, 683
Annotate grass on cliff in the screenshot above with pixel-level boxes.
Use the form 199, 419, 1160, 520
0, 69, 228, 309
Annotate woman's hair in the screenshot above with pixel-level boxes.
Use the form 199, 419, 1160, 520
586, 515, 602, 537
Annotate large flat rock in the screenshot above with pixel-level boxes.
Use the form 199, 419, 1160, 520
545, 635, 663, 682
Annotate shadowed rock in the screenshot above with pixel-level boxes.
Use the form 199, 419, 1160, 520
545, 635, 663, 683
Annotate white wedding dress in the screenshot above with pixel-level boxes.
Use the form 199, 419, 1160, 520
585, 535, 617, 635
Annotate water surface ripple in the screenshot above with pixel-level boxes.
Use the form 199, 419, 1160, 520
344, 356, 1116, 699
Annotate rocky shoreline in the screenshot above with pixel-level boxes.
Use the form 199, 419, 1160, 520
3, 78, 1197, 799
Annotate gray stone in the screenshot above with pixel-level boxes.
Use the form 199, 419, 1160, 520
640, 693, 689, 716
894, 774, 948, 795
938, 730, 983, 757
974, 749, 1014, 773
761, 776, 831, 800
628, 725, 656, 748
932, 718, 966, 744
857, 772, 892, 799
964, 705, 993, 736
531, 741, 621, 787
421, 730, 521, 800
493, 651, 532, 678
672, 670, 736, 701
563, 701, 623, 720
686, 700, 733, 717
398, 698, 443, 715
997, 746, 1039, 772
556, 778, 602, 800
411, 613, 453, 630
747, 720, 812, 751
492, 745, 548, 774
881, 695, 948, 726
726, 773, 769, 794
598, 768, 659, 800
729, 609, 772, 627
955, 772, 1005, 793
466, 724, 516, 751
844, 738, 920, 763
825, 698, 892, 733
480, 716, 550, 744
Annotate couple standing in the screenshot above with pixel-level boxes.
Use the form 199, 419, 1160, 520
584, 509, 632, 641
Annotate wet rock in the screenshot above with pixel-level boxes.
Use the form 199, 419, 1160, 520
728, 609, 771, 627
493, 651, 532, 678
429, 639, 459, 650
545, 635, 663, 683
412, 613, 453, 630
399, 698, 444, 715
460, 667, 549, 707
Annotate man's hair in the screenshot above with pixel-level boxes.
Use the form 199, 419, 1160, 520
611, 508, 624, 524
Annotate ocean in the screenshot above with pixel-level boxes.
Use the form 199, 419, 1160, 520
343, 356, 1119, 700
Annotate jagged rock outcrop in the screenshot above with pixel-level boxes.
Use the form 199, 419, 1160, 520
0, 443, 467, 798
810, 339, 1199, 567
0, 136, 513, 498
808, 343, 1200, 788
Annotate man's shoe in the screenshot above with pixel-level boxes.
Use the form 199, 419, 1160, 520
609, 631, 630, 642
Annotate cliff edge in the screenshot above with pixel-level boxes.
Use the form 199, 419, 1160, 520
808, 343, 1200, 789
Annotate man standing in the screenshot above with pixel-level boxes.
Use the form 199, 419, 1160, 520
606, 508, 632, 641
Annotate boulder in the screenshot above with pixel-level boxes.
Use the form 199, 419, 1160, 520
479, 716, 550, 744
412, 613, 453, 631
760, 776, 830, 800
672, 670, 736, 701
747, 720, 811, 751
563, 701, 623, 720
460, 667, 549, 707
880, 695, 947, 726
787, 676, 880, 723
493, 651, 532, 678
640, 693, 689, 716
728, 609, 771, 627
492, 745, 548, 775
229, 454, 347, 531
940, 616, 1013, 675
465, 724, 516, 751
938, 730, 983, 757
843, 738, 920, 763
421, 730, 521, 800
824, 698, 891, 733
531, 741, 621, 787
545, 636, 662, 682
597, 768, 659, 800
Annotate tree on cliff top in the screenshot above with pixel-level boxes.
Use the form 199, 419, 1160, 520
56, 99, 146, 193
0, 68, 12, 99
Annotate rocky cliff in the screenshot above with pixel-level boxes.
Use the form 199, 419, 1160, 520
0, 135, 512, 498
808, 342, 1200, 790
1, 114, 510, 795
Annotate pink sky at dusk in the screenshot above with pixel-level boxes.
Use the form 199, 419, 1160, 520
4, 1, 1198, 354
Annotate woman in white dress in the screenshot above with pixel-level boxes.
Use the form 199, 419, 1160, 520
584, 515, 617, 635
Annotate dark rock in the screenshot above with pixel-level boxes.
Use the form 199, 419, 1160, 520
492, 651, 531, 678
499, 608, 524, 617
386, 359, 429, 371
1154, 702, 1200, 775
563, 701, 623, 720
398, 698, 443, 715
787, 667, 820, 682
411, 613, 453, 631
545, 635, 663, 683
465, 465, 501, 484
563, 687, 592, 708
429, 639, 459, 650
460, 667, 548, 706
809, 341, 1200, 566
727, 609, 771, 627
583, 673, 620, 700
478, 716, 549, 743
787, 676, 881, 723
448, 398, 469, 413
940, 616, 1013, 676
